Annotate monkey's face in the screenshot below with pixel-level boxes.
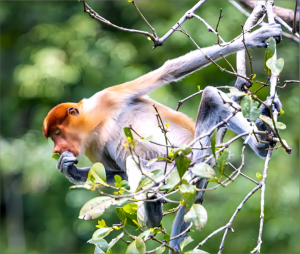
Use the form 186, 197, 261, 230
43, 102, 87, 157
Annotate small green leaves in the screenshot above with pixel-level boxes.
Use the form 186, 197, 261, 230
259, 115, 286, 130
138, 229, 151, 241
241, 95, 261, 122
108, 232, 124, 250
88, 238, 109, 254
217, 149, 233, 178
179, 236, 194, 252
146, 157, 173, 166
114, 175, 130, 193
139, 135, 152, 142
92, 163, 107, 183
186, 249, 210, 254
211, 128, 217, 160
83, 163, 107, 190
163, 233, 171, 242
138, 169, 163, 190
117, 203, 140, 228
227, 87, 246, 99
79, 197, 115, 220
52, 153, 60, 161
158, 171, 180, 192
256, 172, 263, 181
92, 228, 113, 241
126, 237, 146, 254
173, 145, 192, 157
123, 203, 138, 214
176, 154, 191, 179
116, 207, 127, 223
266, 58, 284, 76
264, 37, 276, 75
96, 219, 107, 229
179, 184, 196, 212
124, 127, 135, 147
191, 163, 216, 179
184, 204, 208, 231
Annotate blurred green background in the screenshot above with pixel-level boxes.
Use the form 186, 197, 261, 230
1, 1, 298, 253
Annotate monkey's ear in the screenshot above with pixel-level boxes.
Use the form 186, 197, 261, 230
67, 107, 79, 117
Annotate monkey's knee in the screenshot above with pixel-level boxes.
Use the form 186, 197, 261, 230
202, 86, 218, 99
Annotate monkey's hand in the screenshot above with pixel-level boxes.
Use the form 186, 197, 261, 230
255, 94, 282, 133
252, 95, 282, 157
56, 151, 90, 184
247, 23, 282, 49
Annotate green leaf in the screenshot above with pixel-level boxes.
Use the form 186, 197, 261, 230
191, 163, 216, 179
206, 176, 220, 183
180, 236, 194, 252
259, 115, 286, 130
185, 249, 210, 254
92, 228, 113, 241
126, 237, 146, 254
124, 127, 134, 140
138, 169, 163, 189
88, 238, 109, 253
227, 87, 246, 98
256, 172, 263, 181
120, 180, 130, 190
91, 163, 107, 183
138, 229, 151, 241
114, 175, 122, 187
86, 163, 107, 189
79, 197, 111, 219
153, 246, 165, 254
184, 204, 208, 231
158, 171, 180, 192
116, 207, 127, 223
179, 184, 196, 212
266, 58, 284, 75
108, 232, 124, 249
146, 157, 173, 166
176, 155, 191, 179
217, 150, 233, 177
96, 219, 107, 228
241, 95, 261, 122
163, 233, 171, 242
140, 135, 152, 142
52, 153, 60, 161
173, 145, 192, 158
123, 203, 138, 214
211, 128, 217, 160
264, 37, 276, 75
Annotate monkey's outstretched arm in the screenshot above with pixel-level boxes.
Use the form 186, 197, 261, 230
108, 24, 281, 99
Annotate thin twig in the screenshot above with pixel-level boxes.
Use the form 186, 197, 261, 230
215, 8, 224, 32
81, 0, 156, 41
274, 15, 299, 38
218, 184, 262, 253
192, 13, 225, 43
170, 223, 193, 241
131, 0, 157, 38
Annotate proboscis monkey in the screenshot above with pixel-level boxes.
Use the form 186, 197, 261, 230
43, 23, 282, 251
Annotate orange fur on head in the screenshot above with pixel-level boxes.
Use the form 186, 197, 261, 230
43, 102, 79, 138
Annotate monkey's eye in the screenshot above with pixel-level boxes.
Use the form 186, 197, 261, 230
54, 130, 60, 135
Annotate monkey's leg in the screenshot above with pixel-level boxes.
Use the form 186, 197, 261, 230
126, 155, 175, 228
169, 86, 280, 252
